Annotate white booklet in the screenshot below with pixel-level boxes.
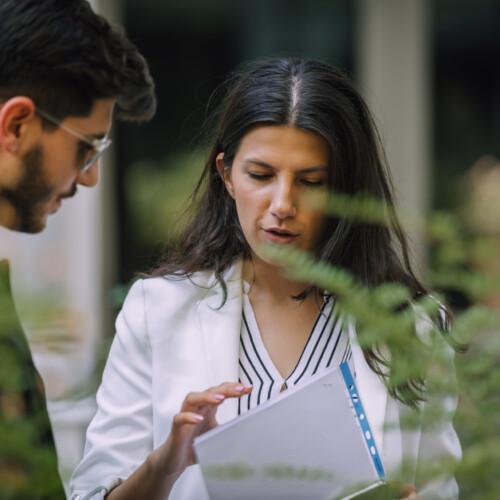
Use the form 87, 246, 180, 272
194, 362, 387, 500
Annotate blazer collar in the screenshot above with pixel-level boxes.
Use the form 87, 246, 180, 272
198, 258, 244, 425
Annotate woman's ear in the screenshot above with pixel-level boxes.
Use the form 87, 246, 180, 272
0, 97, 36, 154
216, 152, 235, 198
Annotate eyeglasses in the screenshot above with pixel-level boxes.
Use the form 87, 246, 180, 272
35, 106, 112, 174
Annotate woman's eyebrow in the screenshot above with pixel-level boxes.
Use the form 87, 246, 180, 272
243, 158, 328, 173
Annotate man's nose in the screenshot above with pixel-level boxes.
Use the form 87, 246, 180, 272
76, 161, 99, 187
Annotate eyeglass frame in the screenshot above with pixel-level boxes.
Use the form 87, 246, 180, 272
35, 106, 112, 174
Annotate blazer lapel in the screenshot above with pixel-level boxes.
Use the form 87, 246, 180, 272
198, 259, 243, 425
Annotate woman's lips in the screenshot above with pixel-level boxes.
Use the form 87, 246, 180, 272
263, 228, 298, 244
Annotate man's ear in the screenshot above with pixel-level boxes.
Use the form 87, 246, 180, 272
216, 152, 235, 198
0, 97, 36, 154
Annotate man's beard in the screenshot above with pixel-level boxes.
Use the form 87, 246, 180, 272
1, 144, 75, 233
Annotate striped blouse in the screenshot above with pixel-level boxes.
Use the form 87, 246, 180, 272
238, 293, 354, 415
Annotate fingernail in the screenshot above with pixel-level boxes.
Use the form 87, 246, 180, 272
234, 384, 252, 392
194, 414, 204, 422
213, 394, 225, 401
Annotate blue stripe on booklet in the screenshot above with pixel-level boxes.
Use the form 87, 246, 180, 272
339, 362, 386, 480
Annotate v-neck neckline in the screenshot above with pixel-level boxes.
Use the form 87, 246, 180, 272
241, 293, 332, 386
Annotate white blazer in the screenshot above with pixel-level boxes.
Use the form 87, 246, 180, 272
69, 259, 461, 500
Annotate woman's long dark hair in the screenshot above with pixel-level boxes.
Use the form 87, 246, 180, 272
153, 57, 450, 406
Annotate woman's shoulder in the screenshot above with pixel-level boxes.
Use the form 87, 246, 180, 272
130, 270, 217, 304
125, 258, 244, 311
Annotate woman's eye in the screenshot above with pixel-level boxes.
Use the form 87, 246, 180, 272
302, 179, 326, 187
249, 172, 271, 180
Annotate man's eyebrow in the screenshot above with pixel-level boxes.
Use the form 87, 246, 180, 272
243, 158, 328, 173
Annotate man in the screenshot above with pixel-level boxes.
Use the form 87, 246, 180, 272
0, 0, 156, 497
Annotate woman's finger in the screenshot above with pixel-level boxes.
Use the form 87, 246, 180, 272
172, 412, 205, 426
387, 481, 420, 499
213, 381, 254, 394
399, 484, 418, 498
181, 383, 253, 411
182, 391, 225, 408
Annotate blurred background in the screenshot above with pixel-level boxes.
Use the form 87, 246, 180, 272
0, 0, 498, 493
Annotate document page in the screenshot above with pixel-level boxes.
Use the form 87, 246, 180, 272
194, 364, 385, 500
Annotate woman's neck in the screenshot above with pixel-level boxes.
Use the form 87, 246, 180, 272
243, 256, 310, 304
242, 256, 324, 380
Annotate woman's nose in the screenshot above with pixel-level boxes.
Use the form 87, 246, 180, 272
76, 161, 99, 187
270, 181, 297, 219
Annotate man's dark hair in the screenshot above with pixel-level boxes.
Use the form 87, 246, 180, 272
0, 0, 156, 124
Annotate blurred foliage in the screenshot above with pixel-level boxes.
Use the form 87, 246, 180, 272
124, 151, 205, 249
266, 186, 500, 497
1, 266, 65, 499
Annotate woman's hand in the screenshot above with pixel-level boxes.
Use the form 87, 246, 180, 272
387, 481, 422, 499
150, 382, 253, 479
106, 382, 252, 500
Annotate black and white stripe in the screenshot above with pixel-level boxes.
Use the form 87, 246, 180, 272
238, 294, 353, 415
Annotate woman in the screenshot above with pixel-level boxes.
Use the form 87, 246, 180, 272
70, 58, 461, 500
